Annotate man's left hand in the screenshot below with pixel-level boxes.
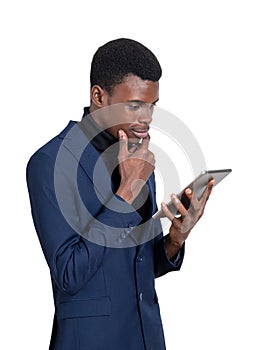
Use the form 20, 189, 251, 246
162, 179, 214, 260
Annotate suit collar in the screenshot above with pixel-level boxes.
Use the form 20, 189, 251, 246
58, 120, 76, 139
59, 121, 113, 205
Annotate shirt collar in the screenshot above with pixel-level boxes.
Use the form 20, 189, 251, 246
79, 106, 117, 153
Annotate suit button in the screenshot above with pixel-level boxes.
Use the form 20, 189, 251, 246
139, 292, 143, 301
136, 256, 143, 263
124, 227, 130, 235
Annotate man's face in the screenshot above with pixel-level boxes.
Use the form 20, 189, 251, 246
92, 75, 159, 144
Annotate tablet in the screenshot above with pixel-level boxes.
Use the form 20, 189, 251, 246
152, 169, 232, 219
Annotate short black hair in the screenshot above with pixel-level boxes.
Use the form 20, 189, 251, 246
90, 38, 162, 94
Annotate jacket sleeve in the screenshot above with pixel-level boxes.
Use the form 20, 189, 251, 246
150, 175, 185, 278
154, 229, 185, 278
26, 151, 142, 296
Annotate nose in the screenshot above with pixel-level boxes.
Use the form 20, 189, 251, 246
138, 104, 154, 125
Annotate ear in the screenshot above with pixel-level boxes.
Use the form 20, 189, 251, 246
90, 85, 108, 108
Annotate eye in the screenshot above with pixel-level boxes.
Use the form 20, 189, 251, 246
127, 103, 141, 110
149, 103, 157, 113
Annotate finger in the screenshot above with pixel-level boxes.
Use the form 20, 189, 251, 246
118, 130, 129, 157
184, 188, 199, 211
141, 136, 150, 150
204, 179, 214, 199
205, 179, 214, 200
161, 202, 175, 221
171, 194, 188, 217
208, 178, 215, 190
199, 179, 215, 207
128, 144, 138, 154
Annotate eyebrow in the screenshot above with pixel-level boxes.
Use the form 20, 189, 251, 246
126, 98, 159, 104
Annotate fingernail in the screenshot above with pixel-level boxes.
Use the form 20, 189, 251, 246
119, 130, 124, 139
186, 188, 192, 195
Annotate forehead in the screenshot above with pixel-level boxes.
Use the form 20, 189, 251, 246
110, 75, 159, 103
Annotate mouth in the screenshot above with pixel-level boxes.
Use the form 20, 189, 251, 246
130, 129, 149, 139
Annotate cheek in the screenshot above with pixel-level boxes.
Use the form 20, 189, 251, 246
112, 112, 134, 126
110, 124, 131, 138
107, 105, 136, 125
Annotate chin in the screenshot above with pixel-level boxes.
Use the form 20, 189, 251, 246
127, 135, 140, 143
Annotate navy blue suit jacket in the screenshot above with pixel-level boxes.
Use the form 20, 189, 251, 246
26, 121, 184, 350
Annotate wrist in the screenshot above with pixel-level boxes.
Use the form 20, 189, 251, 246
166, 235, 183, 249
116, 185, 134, 204
165, 235, 183, 260
116, 179, 143, 204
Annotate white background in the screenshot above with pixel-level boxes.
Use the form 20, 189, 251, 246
1, 1, 263, 349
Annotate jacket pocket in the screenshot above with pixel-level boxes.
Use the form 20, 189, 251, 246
56, 297, 111, 319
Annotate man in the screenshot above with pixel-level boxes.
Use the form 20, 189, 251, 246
27, 38, 214, 350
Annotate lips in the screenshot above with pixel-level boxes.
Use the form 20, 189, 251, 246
131, 129, 149, 139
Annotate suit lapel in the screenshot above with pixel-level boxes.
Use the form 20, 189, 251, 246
147, 174, 156, 216
59, 121, 113, 205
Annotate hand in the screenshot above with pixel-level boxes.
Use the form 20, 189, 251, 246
116, 129, 155, 204
162, 179, 214, 259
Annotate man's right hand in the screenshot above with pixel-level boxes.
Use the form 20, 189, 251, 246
116, 129, 155, 204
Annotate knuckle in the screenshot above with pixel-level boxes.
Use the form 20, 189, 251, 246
149, 151, 155, 159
